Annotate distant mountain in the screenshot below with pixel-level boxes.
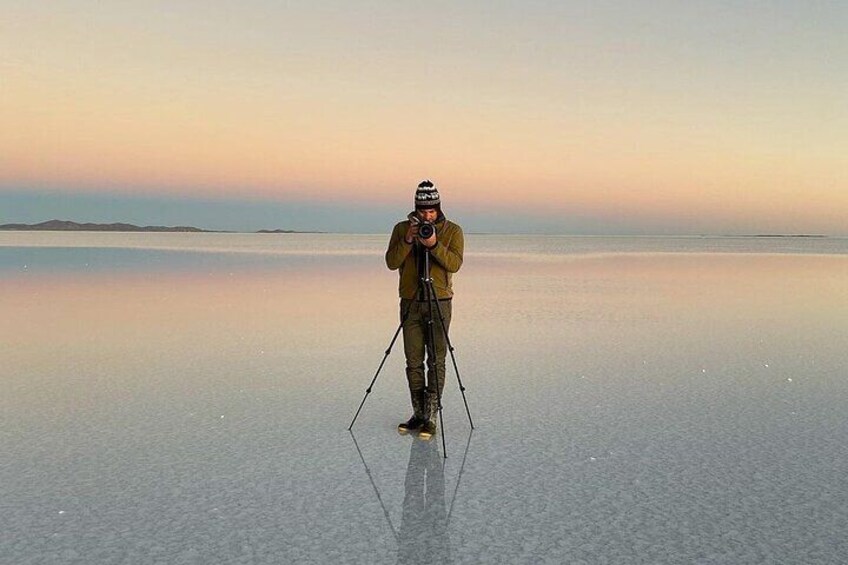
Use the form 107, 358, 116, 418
0, 220, 212, 232
0, 219, 316, 233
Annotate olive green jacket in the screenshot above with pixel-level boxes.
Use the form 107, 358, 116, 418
385, 215, 464, 300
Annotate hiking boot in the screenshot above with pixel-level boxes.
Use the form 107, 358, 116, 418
397, 416, 425, 434
418, 419, 437, 440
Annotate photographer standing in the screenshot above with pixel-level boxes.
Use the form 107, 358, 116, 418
385, 180, 464, 440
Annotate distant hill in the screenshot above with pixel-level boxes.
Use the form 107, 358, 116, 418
0, 220, 213, 232
0, 219, 314, 233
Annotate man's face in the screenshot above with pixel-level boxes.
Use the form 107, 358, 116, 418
416, 208, 437, 223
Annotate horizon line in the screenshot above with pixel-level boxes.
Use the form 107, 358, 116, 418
0, 219, 836, 239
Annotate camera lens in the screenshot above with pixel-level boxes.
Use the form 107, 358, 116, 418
418, 222, 435, 239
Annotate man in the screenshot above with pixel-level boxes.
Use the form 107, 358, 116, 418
385, 180, 464, 440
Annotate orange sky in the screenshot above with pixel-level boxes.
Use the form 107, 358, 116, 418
2, 2, 846, 234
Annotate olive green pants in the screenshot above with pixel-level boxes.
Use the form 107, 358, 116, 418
401, 298, 452, 414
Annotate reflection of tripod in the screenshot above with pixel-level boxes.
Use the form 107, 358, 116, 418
349, 429, 474, 557
348, 245, 474, 457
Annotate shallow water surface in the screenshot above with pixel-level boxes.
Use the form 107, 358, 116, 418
2, 233, 847, 564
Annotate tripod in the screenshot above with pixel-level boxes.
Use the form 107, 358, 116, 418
348, 245, 474, 457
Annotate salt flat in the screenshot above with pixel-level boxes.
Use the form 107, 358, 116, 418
2, 234, 847, 564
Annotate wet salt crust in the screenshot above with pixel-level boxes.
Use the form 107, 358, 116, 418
2, 234, 847, 564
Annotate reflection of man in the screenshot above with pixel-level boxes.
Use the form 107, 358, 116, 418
385, 180, 464, 440
397, 438, 451, 564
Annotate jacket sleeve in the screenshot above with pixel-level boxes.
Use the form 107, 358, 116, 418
385, 222, 412, 270
429, 223, 463, 273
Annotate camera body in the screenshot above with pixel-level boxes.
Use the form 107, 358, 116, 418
409, 213, 437, 240
417, 221, 436, 240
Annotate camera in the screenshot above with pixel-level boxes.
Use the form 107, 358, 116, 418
417, 221, 436, 240
408, 213, 437, 240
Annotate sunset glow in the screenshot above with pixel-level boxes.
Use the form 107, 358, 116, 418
2, 2, 846, 234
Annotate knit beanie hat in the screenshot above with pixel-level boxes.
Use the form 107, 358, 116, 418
414, 180, 441, 209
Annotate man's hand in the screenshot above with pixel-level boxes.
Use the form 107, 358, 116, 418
404, 224, 419, 244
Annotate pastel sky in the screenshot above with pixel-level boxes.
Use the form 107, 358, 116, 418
2, 1, 846, 234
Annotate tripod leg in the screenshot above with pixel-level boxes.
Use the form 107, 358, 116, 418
437, 378, 447, 457
428, 281, 474, 430
423, 292, 448, 458
348, 299, 415, 430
